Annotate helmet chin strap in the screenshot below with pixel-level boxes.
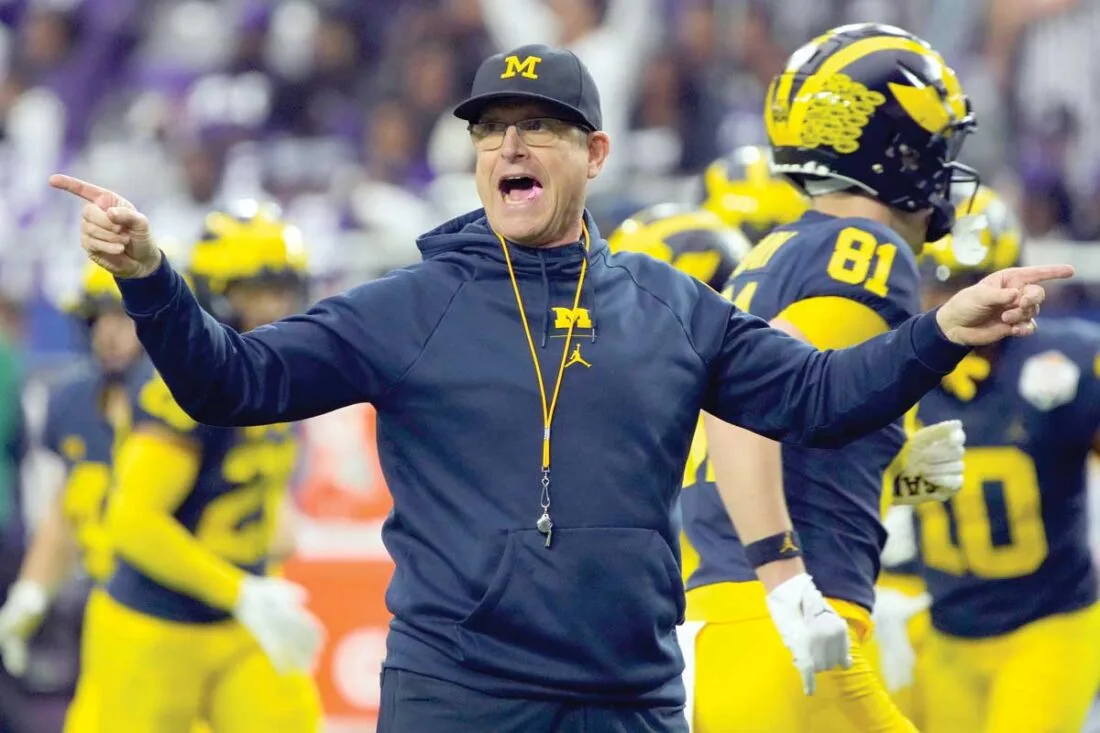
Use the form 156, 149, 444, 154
927, 160, 981, 242
926, 196, 956, 242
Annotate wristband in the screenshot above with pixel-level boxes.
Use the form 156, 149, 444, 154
744, 530, 803, 568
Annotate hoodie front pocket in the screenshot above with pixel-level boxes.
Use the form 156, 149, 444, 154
454, 527, 683, 695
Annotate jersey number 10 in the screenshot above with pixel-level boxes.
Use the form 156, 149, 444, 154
918, 446, 1049, 579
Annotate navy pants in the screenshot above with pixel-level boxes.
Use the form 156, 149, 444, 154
378, 669, 689, 733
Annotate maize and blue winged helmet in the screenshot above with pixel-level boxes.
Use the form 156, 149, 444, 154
608, 203, 751, 292
765, 23, 978, 242
64, 261, 123, 328
187, 201, 310, 327
701, 145, 808, 244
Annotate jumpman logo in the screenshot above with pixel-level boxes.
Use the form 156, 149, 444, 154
565, 344, 592, 369
779, 532, 799, 555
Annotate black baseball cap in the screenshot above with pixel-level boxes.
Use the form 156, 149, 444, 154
453, 44, 602, 131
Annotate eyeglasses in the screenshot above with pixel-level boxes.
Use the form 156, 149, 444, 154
468, 117, 584, 151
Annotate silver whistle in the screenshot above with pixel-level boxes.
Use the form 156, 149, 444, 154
536, 512, 553, 547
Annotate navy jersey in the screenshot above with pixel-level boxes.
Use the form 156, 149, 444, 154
916, 319, 1100, 637
42, 364, 117, 476
106, 362, 298, 623
683, 210, 920, 611
41, 364, 139, 581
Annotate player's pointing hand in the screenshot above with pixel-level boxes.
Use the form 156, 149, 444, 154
49, 175, 162, 279
935, 264, 1075, 346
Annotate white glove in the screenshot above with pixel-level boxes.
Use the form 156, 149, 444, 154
234, 576, 324, 675
765, 573, 852, 695
894, 420, 966, 505
872, 587, 930, 692
881, 506, 918, 568
0, 581, 49, 677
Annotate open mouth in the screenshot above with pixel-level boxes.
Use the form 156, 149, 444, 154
499, 174, 544, 204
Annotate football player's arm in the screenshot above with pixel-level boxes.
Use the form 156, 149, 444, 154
114, 258, 452, 427
14, 491, 80, 596
0, 490, 78, 666
9, 389, 81, 598
707, 297, 890, 587
106, 424, 245, 611
0, 402, 80, 668
704, 410, 799, 589
701, 293, 969, 448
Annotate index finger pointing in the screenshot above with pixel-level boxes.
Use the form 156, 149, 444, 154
1003, 264, 1075, 287
48, 174, 116, 206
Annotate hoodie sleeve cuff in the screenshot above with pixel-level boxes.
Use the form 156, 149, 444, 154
116, 253, 180, 318
910, 309, 971, 373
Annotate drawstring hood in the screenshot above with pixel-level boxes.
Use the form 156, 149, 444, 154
416, 209, 604, 350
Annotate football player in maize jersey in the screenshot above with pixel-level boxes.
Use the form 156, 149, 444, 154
680, 23, 976, 732
868, 186, 1025, 727
0, 263, 143, 733
608, 203, 752, 584
64, 205, 323, 733
685, 145, 806, 587
700, 144, 808, 244
912, 183, 1100, 733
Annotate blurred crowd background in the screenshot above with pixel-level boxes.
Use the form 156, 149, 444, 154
1, 0, 1100, 362
5, 1, 1100, 728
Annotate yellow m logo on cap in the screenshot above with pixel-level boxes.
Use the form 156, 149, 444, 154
501, 55, 542, 80
552, 306, 592, 329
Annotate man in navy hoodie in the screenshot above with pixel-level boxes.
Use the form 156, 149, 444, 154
51, 44, 1068, 733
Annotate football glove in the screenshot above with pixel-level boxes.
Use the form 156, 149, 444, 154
872, 587, 930, 693
765, 573, 852, 695
234, 575, 324, 675
894, 420, 966, 505
0, 581, 50, 677
881, 505, 918, 568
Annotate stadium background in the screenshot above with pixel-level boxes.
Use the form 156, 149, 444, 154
2, 0, 1100, 730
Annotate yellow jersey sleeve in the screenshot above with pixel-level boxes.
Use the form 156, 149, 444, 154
107, 429, 246, 611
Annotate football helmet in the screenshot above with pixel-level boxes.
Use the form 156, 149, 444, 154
608, 203, 751, 291
765, 23, 977, 241
65, 261, 122, 326
188, 201, 309, 326
921, 183, 1021, 289
701, 145, 808, 244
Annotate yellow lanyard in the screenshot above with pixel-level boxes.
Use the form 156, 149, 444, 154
496, 223, 590, 547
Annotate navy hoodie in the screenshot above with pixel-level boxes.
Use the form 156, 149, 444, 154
117, 209, 969, 705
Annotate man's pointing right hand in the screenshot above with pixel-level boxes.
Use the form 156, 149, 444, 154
49, 174, 161, 279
